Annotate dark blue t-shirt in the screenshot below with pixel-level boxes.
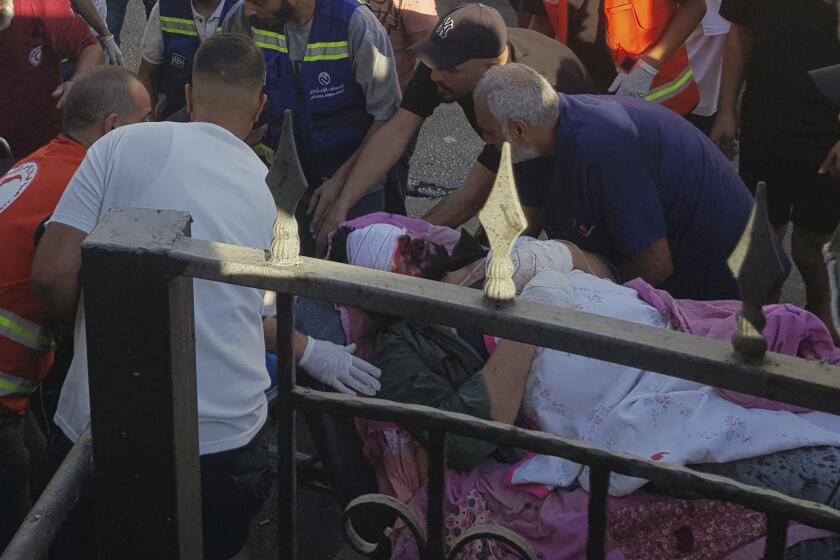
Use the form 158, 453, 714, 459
517, 95, 754, 301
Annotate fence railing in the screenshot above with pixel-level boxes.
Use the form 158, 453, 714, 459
5, 130, 840, 560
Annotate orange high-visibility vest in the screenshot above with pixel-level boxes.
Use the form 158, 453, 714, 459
605, 0, 699, 115
0, 136, 85, 414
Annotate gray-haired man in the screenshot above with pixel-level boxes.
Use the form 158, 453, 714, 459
473, 63, 753, 302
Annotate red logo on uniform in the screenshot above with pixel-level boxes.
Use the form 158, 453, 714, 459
0, 161, 39, 214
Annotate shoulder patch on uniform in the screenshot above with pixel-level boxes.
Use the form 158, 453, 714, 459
0, 162, 39, 214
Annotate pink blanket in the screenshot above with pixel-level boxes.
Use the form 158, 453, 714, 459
359, 423, 829, 560
628, 278, 840, 412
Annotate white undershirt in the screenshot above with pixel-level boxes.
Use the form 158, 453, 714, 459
686, 0, 732, 117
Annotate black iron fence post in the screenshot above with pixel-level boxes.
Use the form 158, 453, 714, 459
275, 293, 297, 559
82, 209, 202, 559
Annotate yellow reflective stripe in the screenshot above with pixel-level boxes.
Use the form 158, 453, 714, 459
0, 371, 40, 397
255, 41, 288, 52
160, 16, 199, 36
161, 27, 199, 36
160, 15, 195, 24
0, 309, 56, 352
251, 26, 285, 40
303, 41, 349, 61
254, 143, 275, 160
251, 27, 289, 52
307, 40, 348, 48
303, 53, 350, 61
645, 68, 694, 103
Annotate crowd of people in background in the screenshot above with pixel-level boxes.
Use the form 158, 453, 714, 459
3, 0, 840, 558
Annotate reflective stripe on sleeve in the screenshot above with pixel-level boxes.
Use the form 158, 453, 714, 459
0, 308, 57, 352
251, 27, 288, 52
0, 370, 40, 398
645, 68, 695, 104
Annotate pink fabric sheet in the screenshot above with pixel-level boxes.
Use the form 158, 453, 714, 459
628, 278, 840, 412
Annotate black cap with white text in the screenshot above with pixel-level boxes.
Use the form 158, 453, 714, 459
408, 4, 507, 70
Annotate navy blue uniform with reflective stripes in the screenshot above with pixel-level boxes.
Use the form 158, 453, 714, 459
257, 0, 372, 188
159, 0, 235, 118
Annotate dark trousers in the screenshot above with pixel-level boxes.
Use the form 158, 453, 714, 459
49, 426, 271, 560
0, 408, 47, 550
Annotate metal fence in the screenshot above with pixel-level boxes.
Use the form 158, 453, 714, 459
5, 136, 840, 559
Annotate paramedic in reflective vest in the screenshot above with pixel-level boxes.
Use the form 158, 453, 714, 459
474, 63, 754, 301
606, 0, 704, 116
0, 67, 150, 550
223, 0, 401, 256
137, 0, 235, 119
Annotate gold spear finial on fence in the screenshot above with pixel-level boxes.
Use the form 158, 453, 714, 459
727, 181, 791, 362
266, 110, 309, 266
479, 142, 527, 302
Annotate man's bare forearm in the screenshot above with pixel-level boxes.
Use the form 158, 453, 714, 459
423, 161, 495, 228
73, 42, 105, 76
137, 59, 160, 112
481, 339, 538, 424
71, 0, 109, 37
717, 23, 753, 116
332, 109, 423, 215
641, 0, 706, 69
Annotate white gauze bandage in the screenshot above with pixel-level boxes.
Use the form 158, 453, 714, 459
346, 223, 406, 272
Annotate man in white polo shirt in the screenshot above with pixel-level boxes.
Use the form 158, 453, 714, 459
32, 34, 381, 559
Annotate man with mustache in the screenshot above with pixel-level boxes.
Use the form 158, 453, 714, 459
473, 63, 753, 301
307, 3, 594, 255
223, 0, 402, 256
138, 0, 238, 119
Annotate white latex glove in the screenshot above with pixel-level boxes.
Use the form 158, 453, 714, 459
489, 237, 574, 294
99, 35, 124, 65
519, 271, 574, 309
609, 59, 657, 99
298, 336, 381, 396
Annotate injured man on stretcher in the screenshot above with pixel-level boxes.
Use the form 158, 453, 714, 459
292, 213, 840, 558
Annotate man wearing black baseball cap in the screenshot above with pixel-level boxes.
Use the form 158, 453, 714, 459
308, 3, 594, 255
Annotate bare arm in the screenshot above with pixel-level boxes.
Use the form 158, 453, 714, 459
710, 24, 753, 157
261, 317, 309, 363
331, 109, 423, 214
70, 0, 109, 37
74, 41, 105, 75
481, 339, 538, 424
618, 237, 674, 287
716, 23, 753, 117
567, 244, 617, 281
31, 223, 87, 331
137, 59, 160, 117
641, 0, 706, 69
422, 161, 495, 228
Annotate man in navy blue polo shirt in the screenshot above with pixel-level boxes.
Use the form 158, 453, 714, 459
473, 63, 753, 301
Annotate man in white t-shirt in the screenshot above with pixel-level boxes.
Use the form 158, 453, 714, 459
32, 34, 381, 560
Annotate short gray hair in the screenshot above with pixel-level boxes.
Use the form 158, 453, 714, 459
63, 67, 143, 131
473, 63, 559, 130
